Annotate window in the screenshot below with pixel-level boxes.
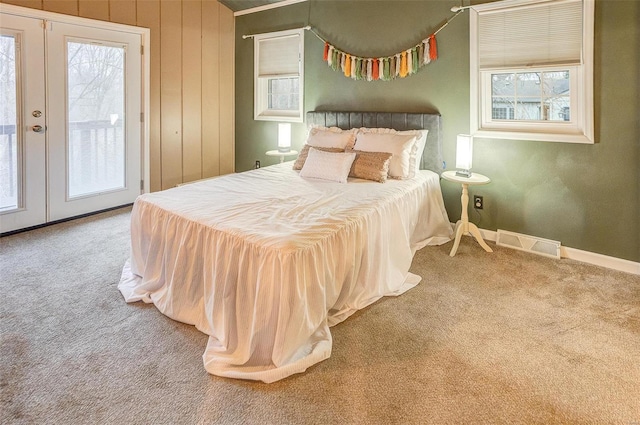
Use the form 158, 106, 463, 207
489, 70, 571, 121
470, 0, 594, 143
254, 28, 304, 122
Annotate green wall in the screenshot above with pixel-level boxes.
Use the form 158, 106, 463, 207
235, 0, 639, 263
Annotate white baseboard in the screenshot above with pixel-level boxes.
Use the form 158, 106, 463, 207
457, 225, 640, 276
559, 247, 640, 275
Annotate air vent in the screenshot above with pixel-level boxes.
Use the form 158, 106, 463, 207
496, 230, 561, 259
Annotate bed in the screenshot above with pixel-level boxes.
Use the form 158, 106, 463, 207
118, 111, 453, 383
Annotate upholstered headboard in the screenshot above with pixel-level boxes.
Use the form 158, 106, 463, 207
306, 111, 444, 175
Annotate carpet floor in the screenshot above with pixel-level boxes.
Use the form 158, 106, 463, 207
1, 206, 639, 424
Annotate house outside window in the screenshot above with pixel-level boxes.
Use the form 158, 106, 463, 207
470, 0, 594, 143
492, 106, 514, 121
491, 71, 570, 121
254, 28, 304, 122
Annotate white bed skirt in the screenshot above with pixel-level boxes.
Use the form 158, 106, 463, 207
119, 164, 452, 382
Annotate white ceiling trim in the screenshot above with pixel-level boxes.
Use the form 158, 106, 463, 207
234, 0, 308, 16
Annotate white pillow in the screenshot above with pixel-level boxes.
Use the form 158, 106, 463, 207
410, 130, 428, 174
353, 131, 418, 179
357, 128, 428, 177
306, 126, 357, 150
299, 148, 356, 183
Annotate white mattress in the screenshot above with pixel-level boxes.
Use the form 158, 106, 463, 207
118, 162, 452, 382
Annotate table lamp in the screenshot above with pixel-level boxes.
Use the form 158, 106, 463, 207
455, 134, 473, 178
278, 123, 291, 153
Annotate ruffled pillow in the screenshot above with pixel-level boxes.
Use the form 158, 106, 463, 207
306, 125, 357, 150
353, 130, 418, 179
410, 130, 429, 173
356, 128, 428, 178
299, 148, 356, 183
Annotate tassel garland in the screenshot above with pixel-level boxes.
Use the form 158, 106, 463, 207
321, 33, 438, 81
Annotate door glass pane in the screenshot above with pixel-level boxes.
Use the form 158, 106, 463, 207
67, 41, 125, 198
0, 34, 19, 211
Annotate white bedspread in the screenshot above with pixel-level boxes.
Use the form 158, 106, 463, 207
119, 163, 452, 382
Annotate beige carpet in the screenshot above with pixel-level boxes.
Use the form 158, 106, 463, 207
1, 207, 639, 424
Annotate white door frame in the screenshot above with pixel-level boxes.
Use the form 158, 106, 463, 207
0, 2, 151, 195
0, 14, 47, 231
47, 22, 142, 220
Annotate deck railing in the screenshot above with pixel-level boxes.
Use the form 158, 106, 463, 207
0, 120, 124, 210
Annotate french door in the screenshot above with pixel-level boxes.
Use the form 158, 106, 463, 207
0, 8, 143, 233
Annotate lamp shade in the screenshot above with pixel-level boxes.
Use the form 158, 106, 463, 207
455, 134, 473, 172
278, 123, 291, 152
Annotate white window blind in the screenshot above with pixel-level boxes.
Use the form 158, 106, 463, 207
478, 0, 583, 69
253, 28, 305, 122
257, 34, 300, 77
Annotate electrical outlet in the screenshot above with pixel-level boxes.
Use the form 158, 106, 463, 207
255, 160, 260, 169
474, 195, 483, 209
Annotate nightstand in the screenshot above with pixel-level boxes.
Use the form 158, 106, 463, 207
266, 150, 298, 163
441, 170, 493, 257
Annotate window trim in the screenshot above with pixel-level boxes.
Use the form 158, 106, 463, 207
253, 28, 304, 123
469, 0, 595, 144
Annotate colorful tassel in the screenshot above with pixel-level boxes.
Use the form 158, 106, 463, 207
382, 58, 389, 81
323, 42, 329, 62
423, 39, 431, 65
344, 54, 351, 77
409, 49, 415, 74
399, 51, 407, 78
351, 56, 357, 79
372, 58, 379, 80
387, 56, 396, 81
429, 35, 437, 61
411, 47, 419, 74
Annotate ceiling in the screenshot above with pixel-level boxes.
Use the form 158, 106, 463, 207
218, 0, 291, 13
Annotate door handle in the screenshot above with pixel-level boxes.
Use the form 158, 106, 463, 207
32, 125, 45, 133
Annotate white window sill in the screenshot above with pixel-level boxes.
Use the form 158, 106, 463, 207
254, 113, 303, 123
472, 129, 595, 144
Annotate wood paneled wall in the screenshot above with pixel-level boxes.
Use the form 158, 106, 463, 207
1, 0, 235, 191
